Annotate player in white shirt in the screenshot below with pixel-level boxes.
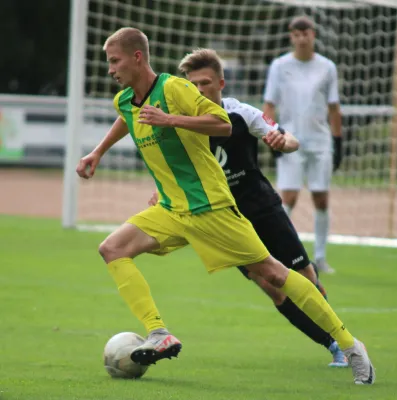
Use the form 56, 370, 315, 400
263, 15, 342, 274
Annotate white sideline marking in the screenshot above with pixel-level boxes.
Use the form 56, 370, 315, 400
168, 296, 397, 314
77, 224, 119, 233
78, 224, 397, 248
298, 232, 397, 248
336, 307, 397, 314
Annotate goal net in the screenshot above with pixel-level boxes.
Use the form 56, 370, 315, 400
63, 0, 397, 241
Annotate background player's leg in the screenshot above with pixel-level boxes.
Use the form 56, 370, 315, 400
312, 191, 334, 273
281, 190, 299, 217
276, 151, 304, 217
308, 150, 334, 274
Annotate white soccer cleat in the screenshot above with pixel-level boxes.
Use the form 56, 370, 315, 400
130, 330, 182, 366
315, 258, 335, 274
343, 338, 375, 384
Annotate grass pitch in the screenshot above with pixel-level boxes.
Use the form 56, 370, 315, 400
1, 215, 396, 400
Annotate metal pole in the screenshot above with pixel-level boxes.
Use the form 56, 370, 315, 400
62, 0, 89, 228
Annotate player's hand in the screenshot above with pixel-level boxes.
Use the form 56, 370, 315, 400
148, 191, 159, 206
76, 152, 101, 179
262, 130, 286, 152
138, 105, 172, 127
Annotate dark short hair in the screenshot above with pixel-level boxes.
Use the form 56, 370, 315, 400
289, 16, 315, 31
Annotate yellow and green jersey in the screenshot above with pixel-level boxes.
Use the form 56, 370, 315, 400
113, 73, 235, 214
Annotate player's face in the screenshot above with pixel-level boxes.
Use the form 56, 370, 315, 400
186, 67, 225, 104
106, 44, 140, 88
290, 29, 315, 51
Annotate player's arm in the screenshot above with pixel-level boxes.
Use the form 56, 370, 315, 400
139, 106, 231, 137
76, 117, 129, 179
261, 125, 299, 154
148, 190, 159, 206
139, 77, 231, 136
262, 60, 286, 155
168, 114, 231, 137
269, 131, 300, 153
328, 62, 343, 171
245, 104, 299, 154
262, 102, 277, 121
262, 60, 279, 117
329, 103, 342, 139
92, 116, 129, 157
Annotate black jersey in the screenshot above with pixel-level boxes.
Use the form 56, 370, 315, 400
210, 98, 282, 220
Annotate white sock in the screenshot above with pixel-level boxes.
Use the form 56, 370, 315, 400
314, 209, 329, 260
282, 203, 292, 217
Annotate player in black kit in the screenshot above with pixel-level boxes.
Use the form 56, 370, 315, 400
176, 48, 348, 368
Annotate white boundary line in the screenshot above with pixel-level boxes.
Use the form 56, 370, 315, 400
77, 224, 397, 248
168, 296, 397, 314
298, 232, 397, 248
77, 224, 119, 233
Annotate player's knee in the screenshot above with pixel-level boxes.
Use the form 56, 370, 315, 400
98, 238, 118, 263
315, 202, 328, 211
288, 198, 297, 209
312, 192, 328, 210
98, 240, 109, 261
282, 191, 298, 208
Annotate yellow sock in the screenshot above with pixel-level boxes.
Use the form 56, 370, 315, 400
107, 257, 166, 334
281, 269, 354, 350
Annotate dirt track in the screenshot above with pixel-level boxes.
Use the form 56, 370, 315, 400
1, 168, 396, 237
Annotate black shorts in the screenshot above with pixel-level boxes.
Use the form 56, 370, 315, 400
238, 205, 310, 279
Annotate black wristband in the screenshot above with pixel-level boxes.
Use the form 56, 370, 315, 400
278, 126, 286, 135
333, 136, 342, 152
333, 136, 343, 171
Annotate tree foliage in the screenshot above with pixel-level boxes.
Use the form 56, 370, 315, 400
0, 0, 70, 95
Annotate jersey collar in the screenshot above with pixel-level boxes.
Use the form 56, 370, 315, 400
131, 74, 160, 107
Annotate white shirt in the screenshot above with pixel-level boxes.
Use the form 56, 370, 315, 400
264, 52, 339, 151
222, 97, 278, 138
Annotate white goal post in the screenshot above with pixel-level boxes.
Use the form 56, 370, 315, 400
62, 0, 397, 243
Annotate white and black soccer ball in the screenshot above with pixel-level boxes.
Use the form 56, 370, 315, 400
103, 332, 149, 379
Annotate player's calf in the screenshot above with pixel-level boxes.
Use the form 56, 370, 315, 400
246, 255, 289, 288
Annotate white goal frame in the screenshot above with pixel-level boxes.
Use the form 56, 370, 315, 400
62, 0, 397, 247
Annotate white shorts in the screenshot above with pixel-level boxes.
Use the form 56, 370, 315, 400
276, 149, 332, 192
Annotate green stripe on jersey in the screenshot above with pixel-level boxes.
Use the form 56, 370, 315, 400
152, 74, 211, 214
118, 88, 172, 208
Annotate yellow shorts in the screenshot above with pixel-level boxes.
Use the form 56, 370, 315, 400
127, 204, 269, 273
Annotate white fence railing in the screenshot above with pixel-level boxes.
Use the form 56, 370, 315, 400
0, 94, 394, 167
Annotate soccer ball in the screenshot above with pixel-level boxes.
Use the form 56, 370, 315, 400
103, 332, 149, 379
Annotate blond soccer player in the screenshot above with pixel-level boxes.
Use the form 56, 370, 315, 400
76, 27, 374, 384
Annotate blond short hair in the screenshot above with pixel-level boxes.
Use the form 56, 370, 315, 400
103, 27, 150, 60
179, 48, 224, 78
